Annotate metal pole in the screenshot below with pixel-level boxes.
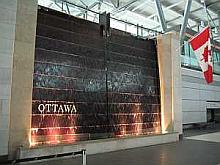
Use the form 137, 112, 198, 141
179, 0, 192, 45
125, 22, 127, 32
218, 12, 220, 38
61, 0, 64, 11
82, 149, 86, 165
66, 1, 70, 15
201, 1, 214, 41
155, 0, 167, 33
141, 25, 143, 37
85, 6, 88, 20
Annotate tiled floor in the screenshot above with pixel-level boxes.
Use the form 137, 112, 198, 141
84, 139, 220, 165
183, 123, 220, 137
26, 139, 220, 165
186, 132, 220, 143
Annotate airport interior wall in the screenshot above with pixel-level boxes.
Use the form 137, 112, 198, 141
182, 67, 220, 124
0, 2, 181, 159
31, 7, 161, 145
0, 1, 17, 156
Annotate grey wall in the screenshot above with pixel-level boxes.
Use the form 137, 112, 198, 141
182, 67, 220, 124
8, 0, 37, 159
0, 0, 38, 159
0, 0, 17, 156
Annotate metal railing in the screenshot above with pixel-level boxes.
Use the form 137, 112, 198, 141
13, 149, 87, 165
181, 41, 220, 75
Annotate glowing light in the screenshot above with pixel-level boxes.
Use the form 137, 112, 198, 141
31, 99, 161, 146
29, 133, 37, 147
159, 80, 168, 134
132, 104, 143, 136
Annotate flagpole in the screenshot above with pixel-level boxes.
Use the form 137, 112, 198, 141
202, 0, 215, 68
201, 0, 213, 40
176, 0, 213, 52
176, 0, 210, 52
202, 0, 214, 83
202, 0, 220, 35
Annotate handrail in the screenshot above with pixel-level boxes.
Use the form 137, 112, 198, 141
12, 149, 86, 165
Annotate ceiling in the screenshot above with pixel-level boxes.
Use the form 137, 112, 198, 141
38, 0, 220, 42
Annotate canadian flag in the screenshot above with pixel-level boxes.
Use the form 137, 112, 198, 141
189, 26, 213, 84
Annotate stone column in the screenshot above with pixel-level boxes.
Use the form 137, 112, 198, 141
0, 0, 17, 158
8, 0, 38, 160
157, 32, 183, 136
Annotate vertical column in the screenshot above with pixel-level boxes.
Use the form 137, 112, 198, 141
218, 12, 220, 39
8, 0, 38, 159
179, 0, 192, 45
171, 33, 183, 136
157, 32, 182, 136
154, 0, 167, 32
0, 0, 17, 157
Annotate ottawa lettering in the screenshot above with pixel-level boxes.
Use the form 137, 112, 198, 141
38, 103, 77, 114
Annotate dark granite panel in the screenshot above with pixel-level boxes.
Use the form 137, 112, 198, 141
33, 88, 73, 101
32, 114, 109, 129
37, 24, 104, 49
109, 52, 157, 69
108, 42, 154, 59
107, 71, 158, 87
35, 49, 104, 68
34, 62, 106, 81
107, 83, 160, 95
108, 103, 160, 113
37, 12, 101, 37
35, 36, 104, 59
108, 63, 158, 78
108, 93, 160, 104
32, 101, 107, 115
109, 32, 157, 51
33, 88, 107, 103
31, 7, 161, 145
33, 74, 77, 89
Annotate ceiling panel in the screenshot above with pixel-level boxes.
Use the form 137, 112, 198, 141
38, 0, 220, 42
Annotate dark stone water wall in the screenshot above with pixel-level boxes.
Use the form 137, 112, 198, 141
31, 7, 161, 145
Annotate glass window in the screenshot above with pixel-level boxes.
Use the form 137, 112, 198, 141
213, 49, 220, 74
180, 41, 220, 71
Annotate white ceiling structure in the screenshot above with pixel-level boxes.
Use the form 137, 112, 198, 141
38, 0, 220, 42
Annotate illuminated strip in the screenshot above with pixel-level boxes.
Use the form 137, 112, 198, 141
31, 130, 161, 146
32, 100, 160, 105
32, 129, 161, 137
34, 73, 78, 80
31, 122, 161, 129
32, 112, 161, 115
32, 133, 85, 137
32, 100, 76, 103
31, 129, 161, 138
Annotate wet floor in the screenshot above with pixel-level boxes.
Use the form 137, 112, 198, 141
25, 136, 220, 165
